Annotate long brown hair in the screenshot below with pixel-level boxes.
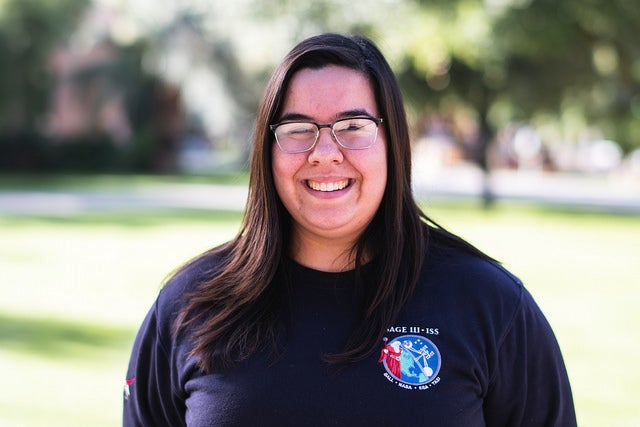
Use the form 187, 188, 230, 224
175, 33, 483, 373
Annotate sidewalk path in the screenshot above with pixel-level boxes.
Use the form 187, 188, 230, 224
1, 167, 638, 216
0, 184, 249, 216
413, 165, 640, 214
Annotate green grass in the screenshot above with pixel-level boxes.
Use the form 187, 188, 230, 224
1, 179, 639, 426
0, 171, 250, 190
0, 209, 242, 427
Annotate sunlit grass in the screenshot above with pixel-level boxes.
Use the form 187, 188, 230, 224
1, 191, 639, 426
0, 210, 242, 427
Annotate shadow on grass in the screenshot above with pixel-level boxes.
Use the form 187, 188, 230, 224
0, 312, 136, 359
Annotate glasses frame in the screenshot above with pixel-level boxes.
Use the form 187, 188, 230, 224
269, 116, 384, 153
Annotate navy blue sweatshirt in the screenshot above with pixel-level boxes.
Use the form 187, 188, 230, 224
123, 240, 576, 426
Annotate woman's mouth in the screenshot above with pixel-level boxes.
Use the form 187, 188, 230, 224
306, 179, 350, 192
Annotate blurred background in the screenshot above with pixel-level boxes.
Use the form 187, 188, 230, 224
2, 0, 640, 181
0, 0, 639, 426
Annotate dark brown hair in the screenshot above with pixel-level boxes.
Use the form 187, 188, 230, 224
175, 33, 484, 373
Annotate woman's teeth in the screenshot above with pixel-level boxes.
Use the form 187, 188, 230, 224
307, 179, 349, 192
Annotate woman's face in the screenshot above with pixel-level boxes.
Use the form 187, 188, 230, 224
272, 65, 387, 248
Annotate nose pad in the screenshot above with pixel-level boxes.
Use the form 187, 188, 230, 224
308, 128, 343, 162
309, 129, 344, 163
317, 127, 336, 144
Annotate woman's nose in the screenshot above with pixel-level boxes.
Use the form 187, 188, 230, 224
308, 128, 344, 163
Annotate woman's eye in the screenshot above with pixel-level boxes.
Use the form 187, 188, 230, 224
286, 126, 315, 136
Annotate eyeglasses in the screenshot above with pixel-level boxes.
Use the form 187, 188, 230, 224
270, 116, 383, 153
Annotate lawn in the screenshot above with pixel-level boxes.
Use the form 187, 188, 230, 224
1, 178, 638, 426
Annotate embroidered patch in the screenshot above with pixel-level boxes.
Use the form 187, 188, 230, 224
378, 334, 441, 390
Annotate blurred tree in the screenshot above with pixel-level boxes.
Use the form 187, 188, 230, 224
0, 0, 88, 132
496, 0, 640, 153
3, 0, 639, 174
395, 0, 640, 155
364, 0, 640, 203
0, 0, 89, 169
141, 0, 639, 177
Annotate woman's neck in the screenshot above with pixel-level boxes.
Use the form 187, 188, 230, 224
289, 229, 359, 272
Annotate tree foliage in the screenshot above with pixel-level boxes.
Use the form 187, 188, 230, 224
0, 0, 89, 131
1, 0, 639, 173
395, 0, 640, 153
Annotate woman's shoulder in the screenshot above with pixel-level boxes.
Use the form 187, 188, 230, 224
156, 244, 231, 320
414, 231, 531, 345
423, 230, 524, 306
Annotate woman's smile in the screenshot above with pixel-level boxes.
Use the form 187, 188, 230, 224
306, 178, 351, 192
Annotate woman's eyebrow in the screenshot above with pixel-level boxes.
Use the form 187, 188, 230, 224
277, 109, 374, 123
277, 112, 312, 122
338, 108, 373, 118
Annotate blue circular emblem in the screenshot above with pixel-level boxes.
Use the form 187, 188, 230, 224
379, 334, 441, 387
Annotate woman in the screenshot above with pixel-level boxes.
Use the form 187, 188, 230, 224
124, 33, 576, 426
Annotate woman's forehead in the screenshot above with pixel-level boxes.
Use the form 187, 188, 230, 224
281, 66, 378, 120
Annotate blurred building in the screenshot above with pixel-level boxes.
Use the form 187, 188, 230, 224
46, 40, 132, 145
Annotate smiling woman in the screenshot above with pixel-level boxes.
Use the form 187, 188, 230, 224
271, 66, 388, 271
123, 33, 577, 426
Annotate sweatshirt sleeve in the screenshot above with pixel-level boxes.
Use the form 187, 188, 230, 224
122, 294, 187, 427
483, 287, 577, 426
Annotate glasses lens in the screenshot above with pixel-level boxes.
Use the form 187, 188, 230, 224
332, 118, 379, 149
274, 122, 318, 153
